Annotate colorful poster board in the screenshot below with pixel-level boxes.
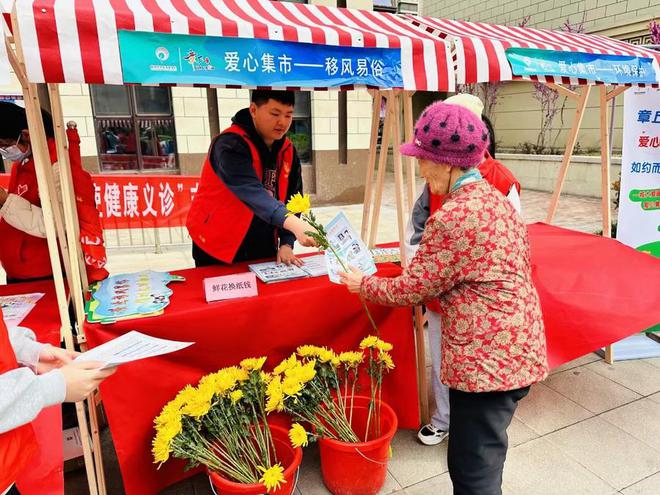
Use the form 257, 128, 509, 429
86, 271, 184, 324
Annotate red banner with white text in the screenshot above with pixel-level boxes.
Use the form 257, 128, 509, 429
0, 174, 199, 229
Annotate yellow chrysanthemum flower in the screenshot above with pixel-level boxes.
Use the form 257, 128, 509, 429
152, 432, 172, 465
259, 464, 286, 492
229, 366, 250, 382
197, 372, 217, 393
282, 376, 303, 397
265, 376, 285, 413
375, 339, 393, 352
298, 360, 317, 383
338, 351, 364, 368
260, 371, 273, 384
181, 387, 214, 418
316, 348, 336, 364
229, 389, 244, 403
288, 423, 309, 448
240, 356, 267, 371
378, 351, 395, 370
158, 414, 182, 442
274, 354, 298, 375
359, 335, 379, 349
286, 192, 311, 215
154, 400, 184, 427
174, 384, 198, 406
296, 345, 320, 358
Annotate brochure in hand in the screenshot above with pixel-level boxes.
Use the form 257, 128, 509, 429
324, 212, 377, 284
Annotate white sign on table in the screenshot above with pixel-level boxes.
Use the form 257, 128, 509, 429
204, 272, 258, 301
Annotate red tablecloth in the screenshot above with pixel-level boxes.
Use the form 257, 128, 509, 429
84, 262, 419, 495
528, 223, 660, 368
0, 280, 64, 495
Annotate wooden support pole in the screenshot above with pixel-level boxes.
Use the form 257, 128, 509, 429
546, 86, 592, 224
361, 91, 382, 242
599, 85, 615, 365
606, 86, 628, 102
403, 91, 416, 212
390, 93, 407, 265
368, 92, 393, 248
599, 85, 612, 240
11, 11, 100, 495
391, 93, 430, 424
546, 83, 579, 100
47, 84, 88, 321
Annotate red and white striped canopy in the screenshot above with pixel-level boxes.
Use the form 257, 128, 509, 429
12, 0, 453, 91
404, 15, 660, 86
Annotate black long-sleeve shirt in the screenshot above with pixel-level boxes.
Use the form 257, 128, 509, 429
208, 108, 303, 263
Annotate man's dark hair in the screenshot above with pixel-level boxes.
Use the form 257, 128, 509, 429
251, 90, 295, 107
481, 114, 496, 158
0, 101, 54, 139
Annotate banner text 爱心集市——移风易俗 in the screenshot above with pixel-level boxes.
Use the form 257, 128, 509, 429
505, 47, 659, 85
118, 31, 404, 89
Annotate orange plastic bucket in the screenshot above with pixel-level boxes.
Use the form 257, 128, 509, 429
207, 424, 302, 495
318, 396, 398, 495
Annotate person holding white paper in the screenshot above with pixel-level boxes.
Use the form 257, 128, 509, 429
0, 311, 115, 495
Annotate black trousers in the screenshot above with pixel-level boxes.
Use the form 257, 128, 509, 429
6, 485, 20, 495
447, 386, 530, 495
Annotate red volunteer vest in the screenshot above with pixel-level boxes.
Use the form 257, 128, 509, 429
0, 140, 58, 280
0, 312, 38, 493
0, 135, 108, 282
427, 153, 520, 312
186, 125, 294, 263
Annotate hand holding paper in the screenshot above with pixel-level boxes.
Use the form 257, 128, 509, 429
74, 331, 194, 369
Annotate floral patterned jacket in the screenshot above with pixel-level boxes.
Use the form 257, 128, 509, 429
361, 180, 548, 393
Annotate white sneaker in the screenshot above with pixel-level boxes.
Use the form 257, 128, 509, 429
417, 424, 448, 446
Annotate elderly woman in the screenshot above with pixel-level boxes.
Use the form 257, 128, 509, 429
340, 102, 548, 495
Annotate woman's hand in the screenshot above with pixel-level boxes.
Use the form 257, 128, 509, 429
37, 345, 79, 374
283, 215, 318, 247
339, 266, 365, 293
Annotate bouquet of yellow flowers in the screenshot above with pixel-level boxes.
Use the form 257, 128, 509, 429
286, 193, 378, 333
152, 357, 288, 492
269, 338, 395, 445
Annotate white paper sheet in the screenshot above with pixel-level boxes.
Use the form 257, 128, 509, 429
300, 254, 328, 277
74, 330, 193, 368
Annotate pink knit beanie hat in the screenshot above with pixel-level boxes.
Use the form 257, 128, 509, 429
400, 101, 489, 168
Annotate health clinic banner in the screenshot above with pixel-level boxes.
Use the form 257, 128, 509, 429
616, 87, 660, 257
118, 31, 403, 88
0, 174, 197, 229
506, 47, 659, 85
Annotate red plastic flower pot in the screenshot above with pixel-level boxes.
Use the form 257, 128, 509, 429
318, 396, 398, 495
207, 424, 302, 495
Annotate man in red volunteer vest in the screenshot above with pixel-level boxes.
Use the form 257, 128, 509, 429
0, 102, 108, 283
0, 310, 115, 495
187, 90, 315, 267
406, 93, 523, 447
